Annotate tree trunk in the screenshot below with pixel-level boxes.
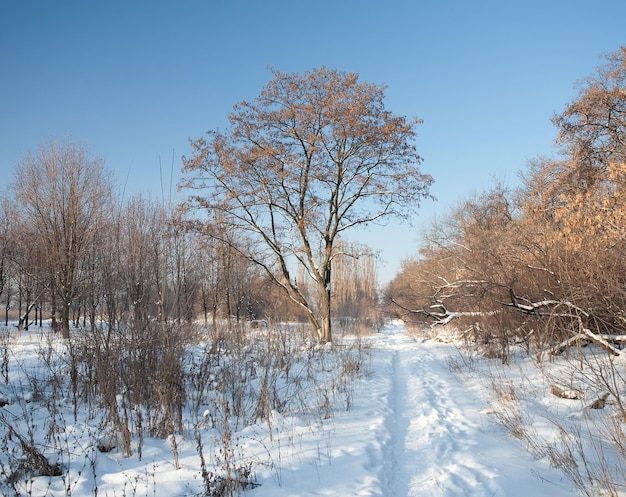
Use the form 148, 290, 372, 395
225, 289, 232, 330
57, 279, 73, 338
61, 300, 71, 339
318, 270, 332, 344
5, 291, 9, 326
320, 303, 332, 343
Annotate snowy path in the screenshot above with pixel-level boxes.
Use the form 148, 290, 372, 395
246, 321, 577, 496
379, 327, 502, 496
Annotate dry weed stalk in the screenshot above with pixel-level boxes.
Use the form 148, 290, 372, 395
465, 342, 626, 497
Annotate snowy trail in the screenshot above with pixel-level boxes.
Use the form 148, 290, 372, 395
379, 328, 501, 496
241, 321, 576, 496
335, 321, 575, 497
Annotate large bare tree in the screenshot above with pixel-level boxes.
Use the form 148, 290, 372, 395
14, 141, 113, 338
181, 67, 432, 342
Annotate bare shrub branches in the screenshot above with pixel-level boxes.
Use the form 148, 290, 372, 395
0, 320, 371, 495
387, 48, 626, 361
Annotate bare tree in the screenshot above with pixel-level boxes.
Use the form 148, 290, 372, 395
0, 197, 14, 325
121, 196, 166, 326
14, 141, 113, 338
181, 67, 432, 343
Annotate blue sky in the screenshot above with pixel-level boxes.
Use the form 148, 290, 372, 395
1, 1, 625, 283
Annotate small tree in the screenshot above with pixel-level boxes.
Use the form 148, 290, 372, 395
181, 67, 432, 342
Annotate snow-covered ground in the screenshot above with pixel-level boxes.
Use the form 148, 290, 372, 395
251, 322, 577, 497
3, 320, 620, 496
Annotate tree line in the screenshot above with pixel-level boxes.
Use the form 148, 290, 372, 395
387, 47, 626, 361
0, 146, 379, 338
1, 68, 431, 341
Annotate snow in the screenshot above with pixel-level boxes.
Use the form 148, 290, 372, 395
2, 320, 614, 496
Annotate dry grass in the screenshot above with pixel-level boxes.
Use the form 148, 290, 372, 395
0, 320, 373, 496
451, 340, 626, 497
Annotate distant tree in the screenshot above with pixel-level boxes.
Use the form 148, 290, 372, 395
118, 196, 158, 327
332, 239, 378, 321
195, 232, 275, 328
0, 196, 16, 326
181, 67, 432, 343
195, 236, 226, 328
14, 141, 113, 338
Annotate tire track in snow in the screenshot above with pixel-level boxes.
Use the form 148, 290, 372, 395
378, 328, 501, 497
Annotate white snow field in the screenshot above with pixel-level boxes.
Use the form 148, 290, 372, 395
1, 321, 592, 496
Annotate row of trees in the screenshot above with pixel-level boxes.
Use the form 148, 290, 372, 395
0, 148, 272, 338
1, 146, 380, 339
387, 47, 626, 359
3, 68, 431, 342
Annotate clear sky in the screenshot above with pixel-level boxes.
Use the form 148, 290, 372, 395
1, 1, 625, 284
